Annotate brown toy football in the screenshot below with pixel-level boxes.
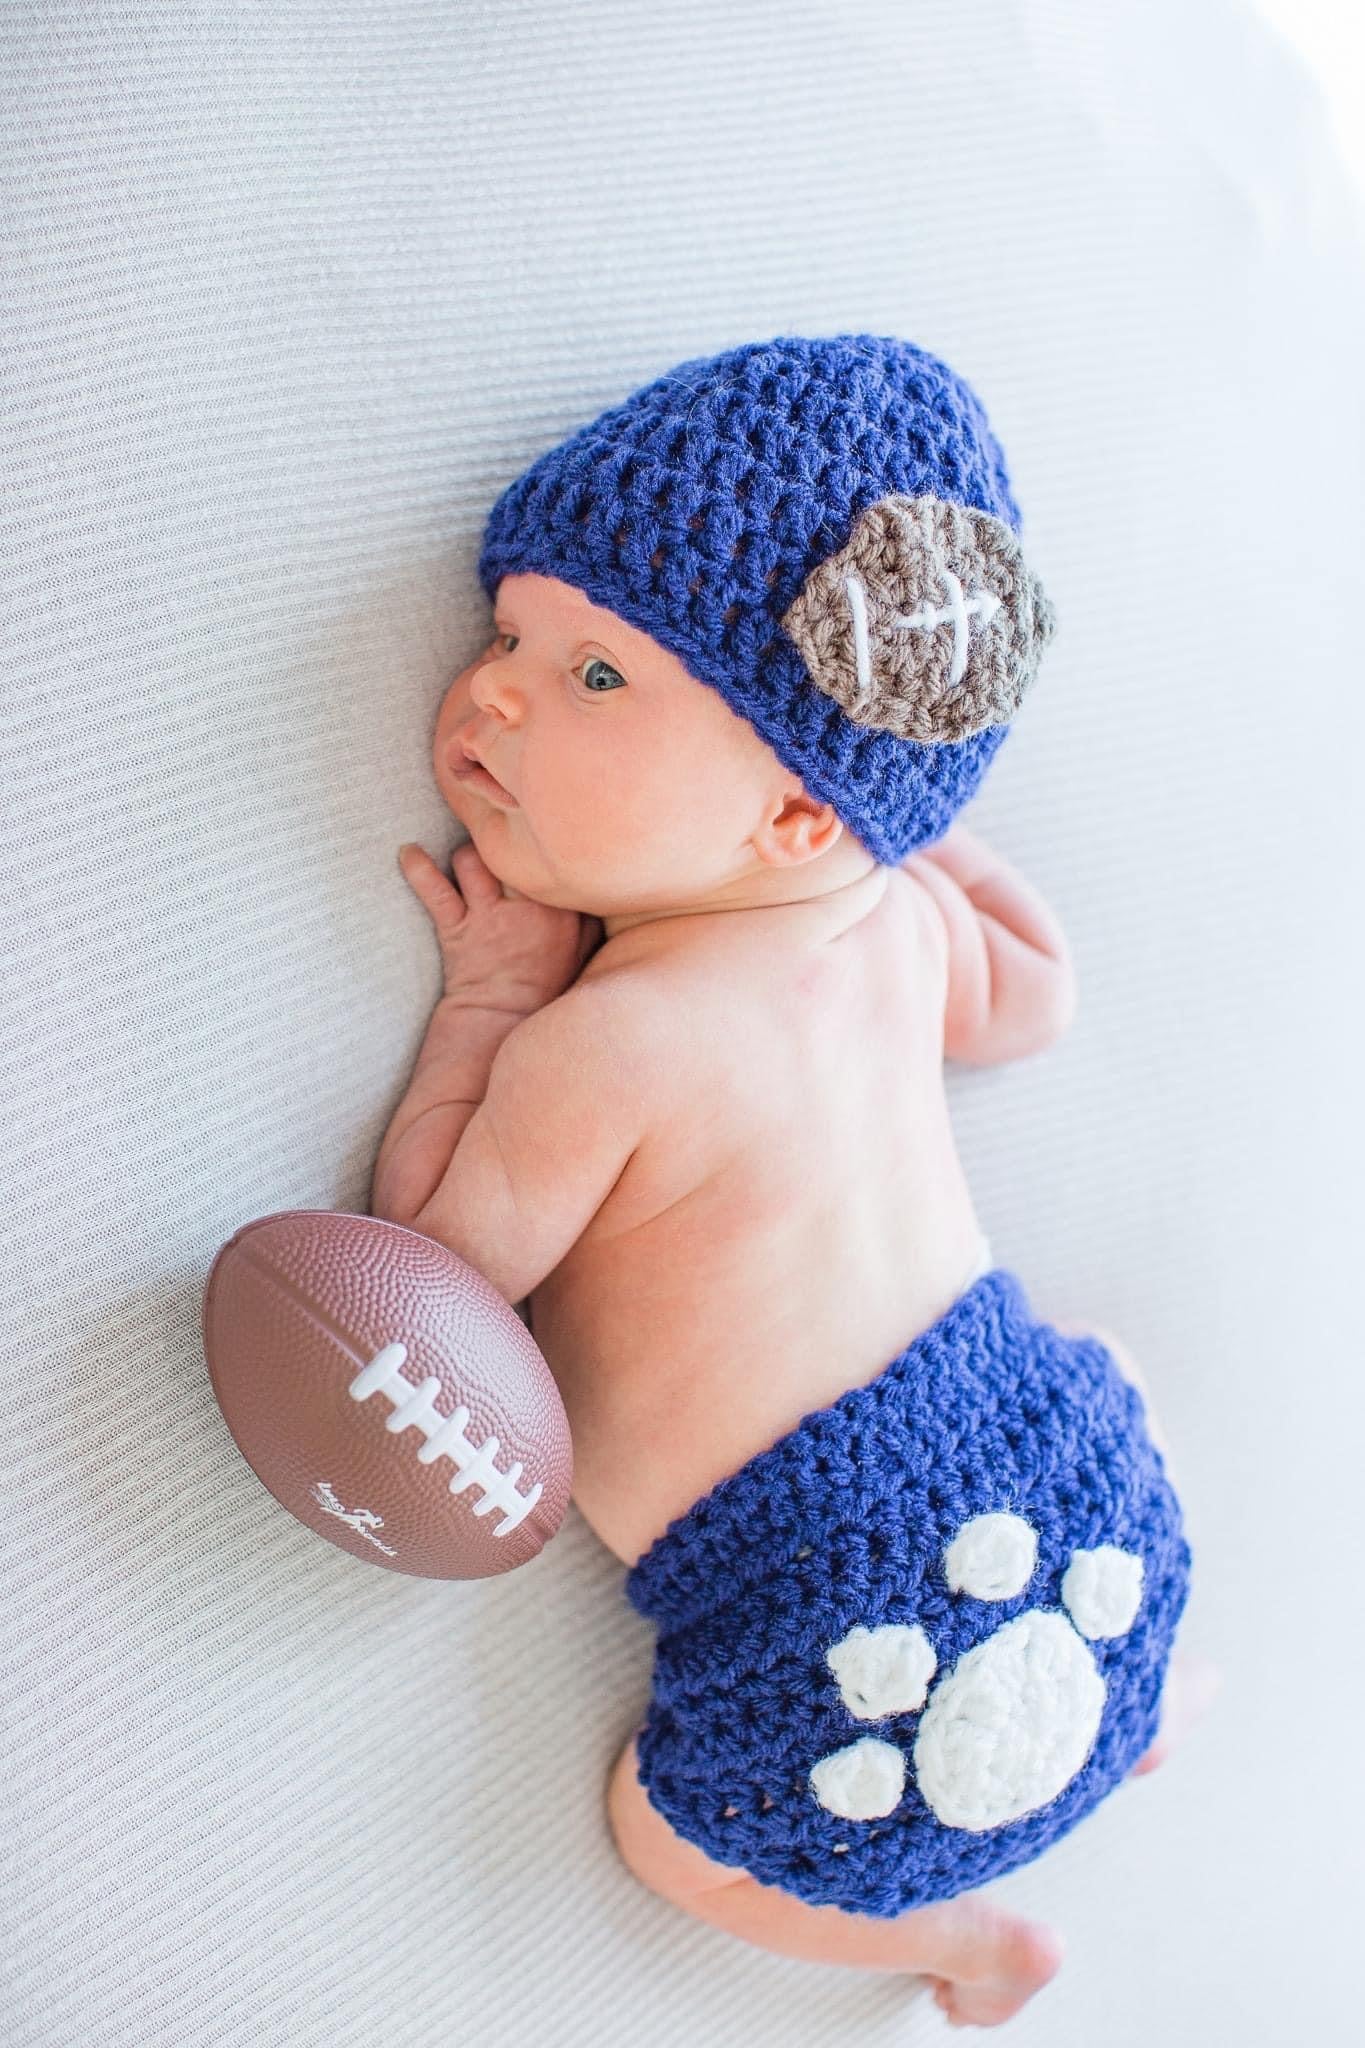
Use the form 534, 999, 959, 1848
202, 1210, 572, 1578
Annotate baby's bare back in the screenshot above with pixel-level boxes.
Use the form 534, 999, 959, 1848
527, 865, 988, 1570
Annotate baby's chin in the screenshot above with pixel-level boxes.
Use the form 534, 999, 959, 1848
454, 797, 695, 919
456, 801, 517, 867
456, 805, 581, 906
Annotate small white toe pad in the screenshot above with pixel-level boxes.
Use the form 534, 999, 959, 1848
826, 1622, 938, 1719
809, 1737, 906, 1820
1060, 1545, 1144, 1638
943, 1511, 1039, 1601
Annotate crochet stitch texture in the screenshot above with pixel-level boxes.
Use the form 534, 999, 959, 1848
624, 1270, 1191, 1916
478, 333, 1055, 863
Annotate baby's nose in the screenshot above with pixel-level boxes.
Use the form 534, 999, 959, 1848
469, 660, 521, 721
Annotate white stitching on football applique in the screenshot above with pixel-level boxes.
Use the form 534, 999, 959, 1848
780, 493, 1056, 744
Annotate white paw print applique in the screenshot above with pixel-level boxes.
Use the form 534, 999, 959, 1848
808, 1513, 1145, 1832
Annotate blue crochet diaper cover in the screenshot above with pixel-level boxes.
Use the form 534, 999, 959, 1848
624, 1267, 1191, 1917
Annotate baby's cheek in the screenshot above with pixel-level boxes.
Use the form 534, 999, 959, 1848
428, 700, 475, 825
433, 670, 479, 770
440, 779, 481, 830
437, 664, 480, 738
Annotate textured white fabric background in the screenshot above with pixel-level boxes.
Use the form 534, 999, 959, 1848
4, 3, 1363, 2042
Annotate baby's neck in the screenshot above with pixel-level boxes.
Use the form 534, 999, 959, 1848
601, 853, 887, 946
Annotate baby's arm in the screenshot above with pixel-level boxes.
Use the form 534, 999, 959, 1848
902, 822, 1077, 1065
371, 984, 648, 1307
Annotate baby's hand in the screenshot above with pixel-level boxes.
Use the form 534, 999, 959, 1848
398, 840, 604, 1013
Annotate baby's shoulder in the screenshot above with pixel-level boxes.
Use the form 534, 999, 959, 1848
557, 946, 696, 1077
571, 928, 783, 1105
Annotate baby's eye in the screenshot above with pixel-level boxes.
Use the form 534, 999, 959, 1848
494, 632, 518, 653
578, 656, 626, 694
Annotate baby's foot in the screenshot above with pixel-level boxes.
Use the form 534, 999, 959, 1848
1129, 1650, 1221, 1777
923, 1908, 1065, 2029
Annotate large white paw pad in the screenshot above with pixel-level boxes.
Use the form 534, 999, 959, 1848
912, 1610, 1105, 1830
809, 1520, 1147, 1832
1061, 1545, 1144, 1638
825, 1623, 938, 1719
808, 1737, 906, 1821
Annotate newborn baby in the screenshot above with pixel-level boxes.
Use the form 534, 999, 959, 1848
370, 335, 1198, 2028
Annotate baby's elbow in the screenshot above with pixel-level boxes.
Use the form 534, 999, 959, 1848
984, 953, 1078, 1064
942, 942, 1078, 1066
1023, 952, 1078, 1056
1044, 951, 1078, 1045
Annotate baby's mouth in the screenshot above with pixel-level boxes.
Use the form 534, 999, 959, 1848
449, 746, 519, 806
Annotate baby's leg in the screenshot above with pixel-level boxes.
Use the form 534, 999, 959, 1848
607, 1738, 1064, 2028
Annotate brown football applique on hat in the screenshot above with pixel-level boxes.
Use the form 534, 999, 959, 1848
780, 494, 1057, 745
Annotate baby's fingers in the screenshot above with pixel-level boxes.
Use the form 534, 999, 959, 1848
398, 843, 467, 931
449, 839, 504, 906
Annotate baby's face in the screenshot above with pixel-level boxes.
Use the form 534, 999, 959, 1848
432, 572, 806, 919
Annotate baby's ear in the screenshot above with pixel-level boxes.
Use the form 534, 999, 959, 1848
755, 788, 844, 866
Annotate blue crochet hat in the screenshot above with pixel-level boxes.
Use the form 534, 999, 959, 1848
478, 333, 1056, 864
